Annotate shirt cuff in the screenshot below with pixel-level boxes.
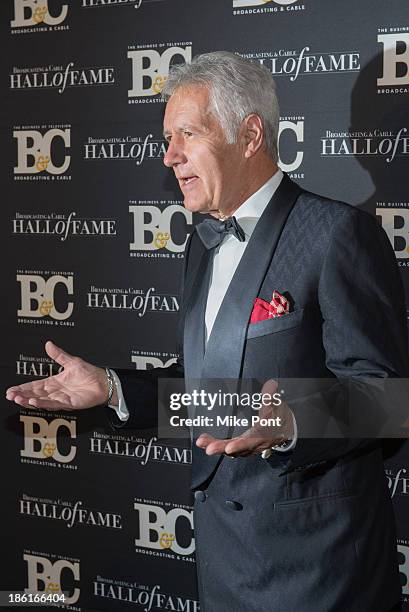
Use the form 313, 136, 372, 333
272, 409, 298, 453
108, 370, 129, 422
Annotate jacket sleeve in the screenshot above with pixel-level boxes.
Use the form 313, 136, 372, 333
282, 206, 409, 472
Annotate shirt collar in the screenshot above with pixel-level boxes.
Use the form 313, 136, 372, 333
230, 169, 283, 241
233, 169, 283, 221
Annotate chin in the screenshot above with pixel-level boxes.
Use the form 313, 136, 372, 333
183, 198, 213, 214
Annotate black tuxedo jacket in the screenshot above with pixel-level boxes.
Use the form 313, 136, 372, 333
112, 175, 408, 611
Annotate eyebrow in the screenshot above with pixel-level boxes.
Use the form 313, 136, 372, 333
163, 123, 198, 139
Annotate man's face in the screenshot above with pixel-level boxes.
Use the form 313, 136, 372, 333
163, 86, 245, 215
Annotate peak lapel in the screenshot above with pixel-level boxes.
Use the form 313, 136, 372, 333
202, 175, 302, 380
183, 233, 214, 381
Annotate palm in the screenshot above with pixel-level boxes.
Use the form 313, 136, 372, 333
195, 380, 292, 457
6, 342, 107, 411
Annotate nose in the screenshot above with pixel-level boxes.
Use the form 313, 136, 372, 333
163, 136, 186, 168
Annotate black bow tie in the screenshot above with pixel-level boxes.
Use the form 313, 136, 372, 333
196, 216, 246, 250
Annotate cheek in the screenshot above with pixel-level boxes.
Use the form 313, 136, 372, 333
187, 142, 229, 194
191, 156, 218, 188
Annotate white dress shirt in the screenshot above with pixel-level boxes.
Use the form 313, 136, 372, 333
205, 170, 283, 340
110, 169, 297, 451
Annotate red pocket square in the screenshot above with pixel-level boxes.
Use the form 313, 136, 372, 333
250, 291, 290, 324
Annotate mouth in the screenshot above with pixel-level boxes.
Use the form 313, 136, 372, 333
178, 175, 199, 188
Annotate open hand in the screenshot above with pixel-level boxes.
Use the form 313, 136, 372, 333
6, 341, 110, 411
196, 379, 294, 457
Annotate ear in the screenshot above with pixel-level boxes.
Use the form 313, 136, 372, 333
242, 114, 264, 158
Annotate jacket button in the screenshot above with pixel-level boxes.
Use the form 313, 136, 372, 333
225, 500, 243, 511
194, 490, 206, 503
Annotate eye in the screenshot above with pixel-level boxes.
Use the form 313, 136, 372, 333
183, 130, 193, 138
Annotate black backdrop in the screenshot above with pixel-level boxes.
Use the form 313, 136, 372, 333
1, 1, 409, 609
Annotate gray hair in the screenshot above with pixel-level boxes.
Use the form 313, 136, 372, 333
162, 51, 280, 161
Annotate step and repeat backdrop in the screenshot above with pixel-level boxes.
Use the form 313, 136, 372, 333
1, 0, 409, 610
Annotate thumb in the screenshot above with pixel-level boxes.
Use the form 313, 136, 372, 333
45, 340, 75, 368
259, 378, 279, 419
260, 378, 278, 397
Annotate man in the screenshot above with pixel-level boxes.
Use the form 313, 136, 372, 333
7, 52, 408, 611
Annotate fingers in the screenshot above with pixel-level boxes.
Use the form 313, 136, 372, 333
26, 397, 72, 411
195, 433, 214, 448
45, 340, 75, 368
6, 343, 70, 404
7, 394, 36, 409
6, 383, 46, 402
195, 380, 284, 458
196, 432, 281, 457
196, 433, 256, 456
6, 380, 68, 410
224, 436, 271, 455
6, 387, 19, 400
9, 396, 70, 411
196, 434, 230, 455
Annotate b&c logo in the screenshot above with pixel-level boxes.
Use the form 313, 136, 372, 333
20, 415, 76, 463
131, 354, 177, 370
398, 544, 409, 595
278, 118, 304, 174
378, 32, 409, 88
377, 208, 409, 259
14, 128, 70, 176
128, 45, 192, 99
129, 204, 192, 253
11, 0, 68, 27
24, 553, 79, 604
17, 274, 74, 320
134, 502, 195, 556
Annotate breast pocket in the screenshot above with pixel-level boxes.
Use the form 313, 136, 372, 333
246, 308, 305, 340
